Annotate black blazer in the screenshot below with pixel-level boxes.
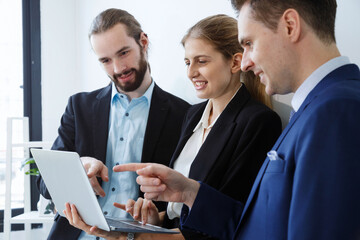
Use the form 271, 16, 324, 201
36, 83, 190, 240
163, 85, 282, 239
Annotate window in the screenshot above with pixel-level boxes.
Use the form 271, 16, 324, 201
0, 0, 42, 232
0, 0, 24, 213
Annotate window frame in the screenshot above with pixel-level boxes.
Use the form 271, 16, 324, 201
0, 0, 42, 232
22, 0, 42, 215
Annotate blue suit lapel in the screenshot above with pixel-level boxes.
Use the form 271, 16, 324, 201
238, 110, 300, 222
239, 64, 360, 224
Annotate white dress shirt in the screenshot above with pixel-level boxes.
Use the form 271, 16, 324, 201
167, 85, 242, 219
167, 100, 219, 219
291, 56, 350, 111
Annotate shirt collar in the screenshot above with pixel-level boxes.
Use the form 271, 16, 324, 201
193, 100, 214, 132
193, 84, 242, 132
111, 79, 155, 105
291, 56, 350, 111
140, 79, 154, 103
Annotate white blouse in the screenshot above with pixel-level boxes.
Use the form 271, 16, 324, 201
167, 100, 220, 219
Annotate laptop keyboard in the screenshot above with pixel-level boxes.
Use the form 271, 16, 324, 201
106, 217, 166, 232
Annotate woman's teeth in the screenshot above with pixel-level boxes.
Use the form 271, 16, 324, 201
195, 82, 205, 86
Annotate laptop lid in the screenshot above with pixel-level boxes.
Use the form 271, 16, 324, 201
31, 148, 110, 231
31, 149, 179, 234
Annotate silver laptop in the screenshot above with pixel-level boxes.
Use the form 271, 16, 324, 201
31, 148, 179, 234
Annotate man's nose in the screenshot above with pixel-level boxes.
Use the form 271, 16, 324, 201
113, 59, 126, 74
241, 51, 254, 72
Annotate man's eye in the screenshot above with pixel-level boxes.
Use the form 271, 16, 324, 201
198, 60, 207, 64
120, 51, 129, 56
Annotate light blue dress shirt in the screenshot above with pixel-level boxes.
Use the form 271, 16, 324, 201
79, 81, 154, 240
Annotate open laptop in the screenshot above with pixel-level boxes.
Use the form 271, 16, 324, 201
30, 148, 179, 234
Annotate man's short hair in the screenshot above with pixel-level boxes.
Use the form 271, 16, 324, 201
231, 0, 337, 44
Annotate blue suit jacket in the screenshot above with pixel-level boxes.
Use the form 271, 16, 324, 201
181, 64, 360, 240
36, 83, 190, 240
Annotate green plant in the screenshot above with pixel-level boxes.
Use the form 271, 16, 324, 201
20, 158, 39, 176
44, 200, 55, 214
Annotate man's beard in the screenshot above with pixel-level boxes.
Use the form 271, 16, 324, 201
112, 50, 148, 92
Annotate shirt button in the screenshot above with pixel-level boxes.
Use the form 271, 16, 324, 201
115, 162, 119, 165
120, 95, 124, 98
104, 211, 108, 215
96, 237, 100, 240
120, 137, 124, 141
125, 113, 129, 116
112, 187, 115, 191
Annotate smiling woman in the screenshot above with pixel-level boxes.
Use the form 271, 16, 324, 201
39, 0, 238, 144
82, 14, 281, 240
38, 0, 360, 143
2, 0, 360, 239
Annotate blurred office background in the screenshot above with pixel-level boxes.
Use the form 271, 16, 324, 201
1, 0, 359, 238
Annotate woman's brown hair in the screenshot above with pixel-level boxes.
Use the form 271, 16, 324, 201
181, 14, 272, 108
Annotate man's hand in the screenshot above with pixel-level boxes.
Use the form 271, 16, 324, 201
81, 157, 108, 197
113, 163, 200, 208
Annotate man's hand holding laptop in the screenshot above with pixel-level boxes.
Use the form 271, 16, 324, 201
80, 157, 109, 197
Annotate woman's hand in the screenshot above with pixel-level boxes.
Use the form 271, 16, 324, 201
114, 198, 162, 226
64, 202, 184, 240
63, 203, 126, 240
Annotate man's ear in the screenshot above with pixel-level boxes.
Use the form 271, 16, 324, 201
281, 9, 301, 43
231, 53, 242, 73
139, 32, 149, 52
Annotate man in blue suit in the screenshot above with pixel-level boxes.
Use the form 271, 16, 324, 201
36, 8, 189, 240
112, 0, 360, 239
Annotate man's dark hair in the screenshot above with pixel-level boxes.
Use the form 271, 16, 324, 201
231, 0, 337, 44
89, 8, 143, 46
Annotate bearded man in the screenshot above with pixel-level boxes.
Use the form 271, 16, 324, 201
36, 8, 190, 240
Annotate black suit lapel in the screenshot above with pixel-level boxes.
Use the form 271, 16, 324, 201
169, 105, 206, 168
142, 84, 169, 163
92, 84, 111, 163
189, 86, 251, 181
189, 122, 236, 181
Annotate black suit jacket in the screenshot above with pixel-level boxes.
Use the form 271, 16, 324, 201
163, 85, 282, 239
36, 83, 190, 240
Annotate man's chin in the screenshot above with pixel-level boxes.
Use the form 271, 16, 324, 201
265, 85, 276, 96
115, 81, 141, 92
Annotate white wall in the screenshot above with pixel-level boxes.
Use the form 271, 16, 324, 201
41, 0, 78, 141
40, 0, 360, 142
336, 1, 360, 65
